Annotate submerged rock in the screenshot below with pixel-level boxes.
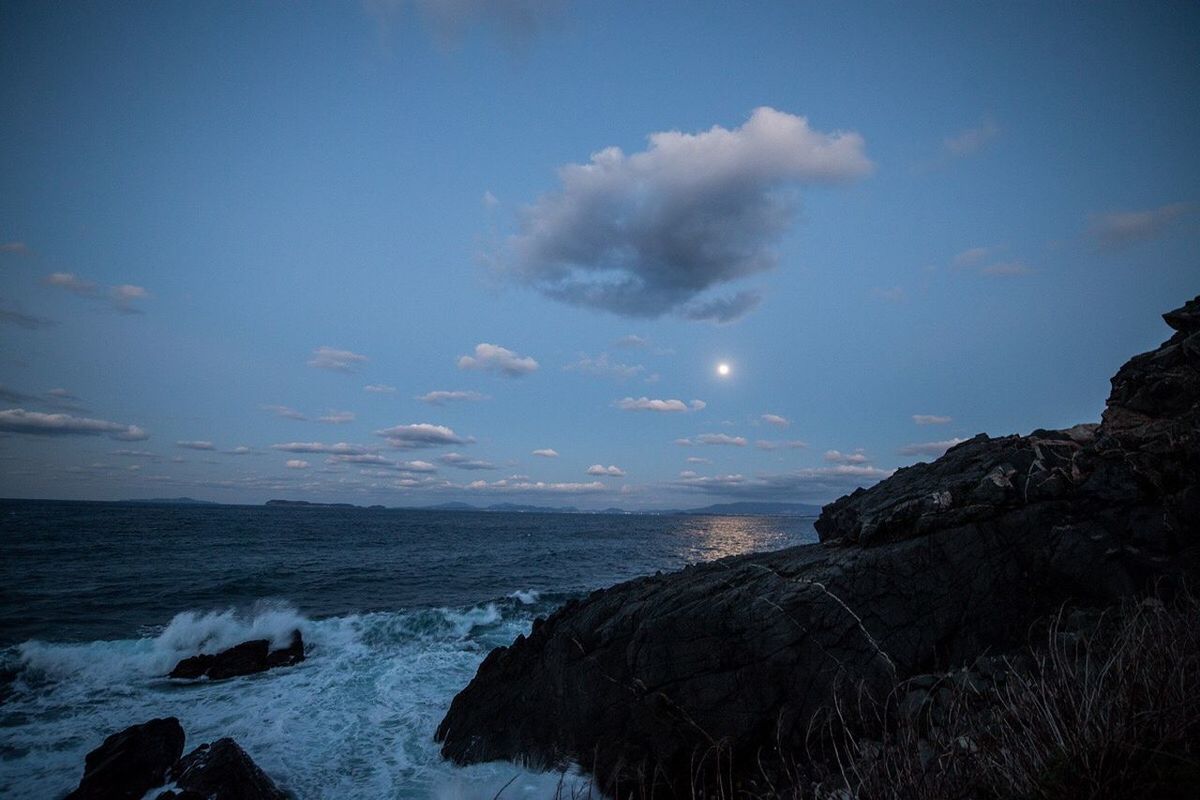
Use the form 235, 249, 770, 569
64, 717, 185, 799
436, 296, 1200, 793
169, 630, 304, 680
160, 738, 287, 800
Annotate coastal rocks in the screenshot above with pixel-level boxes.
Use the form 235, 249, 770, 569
161, 738, 288, 800
436, 296, 1200, 792
169, 630, 305, 680
65, 717, 184, 799
65, 719, 286, 800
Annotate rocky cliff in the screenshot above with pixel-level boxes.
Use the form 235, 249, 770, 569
435, 297, 1200, 793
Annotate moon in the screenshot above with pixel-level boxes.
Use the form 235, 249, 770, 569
717, 362, 731, 377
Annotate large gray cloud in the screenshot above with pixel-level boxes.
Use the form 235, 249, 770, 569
375, 423, 474, 449
501, 107, 871, 321
674, 464, 892, 502
1089, 202, 1195, 250
0, 408, 147, 440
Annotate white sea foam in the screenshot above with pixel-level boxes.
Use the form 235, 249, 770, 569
509, 590, 541, 605
0, 601, 584, 799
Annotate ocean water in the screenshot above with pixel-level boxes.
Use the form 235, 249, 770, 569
0, 500, 817, 799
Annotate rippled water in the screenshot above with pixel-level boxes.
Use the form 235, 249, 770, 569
0, 500, 816, 799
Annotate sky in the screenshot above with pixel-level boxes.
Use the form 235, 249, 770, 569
1, 1, 1197, 509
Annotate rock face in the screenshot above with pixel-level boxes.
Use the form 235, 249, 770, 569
65, 717, 185, 800
65, 718, 287, 800
436, 297, 1200, 792
169, 630, 305, 680
160, 738, 288, 800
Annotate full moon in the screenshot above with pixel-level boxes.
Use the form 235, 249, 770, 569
717, 362, 731, 377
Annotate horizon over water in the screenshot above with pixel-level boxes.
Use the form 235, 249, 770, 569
0, 499, 817, 799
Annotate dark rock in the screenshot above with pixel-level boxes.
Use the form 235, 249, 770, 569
164, 738, 287, 800
435, 296, 1200, 793
65, 717, 185, 799
169, 630, 304, 680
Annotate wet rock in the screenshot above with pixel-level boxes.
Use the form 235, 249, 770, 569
163, 738, 287, 800
169, 630, 304, 680
435, 296, 1200, 793
65, 717, 184, 800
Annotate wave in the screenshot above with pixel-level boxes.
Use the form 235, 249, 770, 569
0, 596, 578, 799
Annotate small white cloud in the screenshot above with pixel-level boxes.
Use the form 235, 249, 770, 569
1, 241, 29, 254
457, 343, 539, 377
944, 118, 998, 157
872, 286, 906, 303
912, 414, 952, 425
440, 452, 497, 470
375, 423, 474, 449
1089, 202, 1195, 250
675, 433, 747, 447
111, 284, 149, 313
586, 464, 625, 477
176, 440, 216, 451
45, 272, 97, 296
417, 390, 489, 405
532, 448, 559, 458
317, 410, 356, 424
898, 437, 969, 457
614, 334, 648, 349
271, 442, 378, 455
262, 404, 307, 420
953, 247, 990, 268
364, 384, 397, 394
483, 190, 499, 208
756, 439, 808, 451
824, 449, 869, 464
308, 346, 369, 372
686, 456, 712, 464
761, 413, 789, 428
229, 446, 253, 455
285, 459, 310, 469
565, 352, 645, 380
615, 396, 704, 413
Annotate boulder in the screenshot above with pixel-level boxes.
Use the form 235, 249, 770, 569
435, 296, 1200, 793
160, 738, 288, 800
169, 630, 304, 680
65, 717, 185, 799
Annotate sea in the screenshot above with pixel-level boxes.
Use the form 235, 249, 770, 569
0, 499, 817, 799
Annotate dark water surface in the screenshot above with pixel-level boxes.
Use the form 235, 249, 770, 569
0, 500, 816, 798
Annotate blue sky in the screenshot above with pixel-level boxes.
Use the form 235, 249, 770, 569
1, 1, 1197, 509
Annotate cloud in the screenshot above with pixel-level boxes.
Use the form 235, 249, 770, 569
755, 439, 808, 451
463, 478, 606, 494
308, 346, 369, 372
680, 290, 764, 324
112, 449, 157, 458
871, 286, 906, 303
499, 107, 871, 321
45, 273, 149, 312
673, 464, 892, 501
676, 433, 747, 447
326, 453, 438, 473
0, 306, 56, 329
824, 448, 869, 465
565, 352, 645, 380
1, 241, 29, 254
176, 440, 216, 451
953, 247, 990, 268
943, 118, 998, 157
0, 408, 147, 440
483, 190, 499, 208
368, 0, 564, 50
912, 414, 952, 425
586, 464, 625, 477
532, 448, 559, 458
417, 389, 489, 405
228, 446, 253, 455
317, 410, 356, 424
262, 404, 307, 420
898, 437, 969, 457
980, 260, 1032, 277
761, 413, 789, 428
440, 452, 497, 470
686, 456, 712, 464
614, 334, 648, 349
285, 459, 310, 469
364, 384, 397, 394
457, 343, 539, 377
375, 422, 474, 449
271, 442, 379, 455
1089, 202, 1195, 250
615, 396, 705, 413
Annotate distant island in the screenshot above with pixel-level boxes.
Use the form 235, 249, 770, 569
259, 499, 821, 517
